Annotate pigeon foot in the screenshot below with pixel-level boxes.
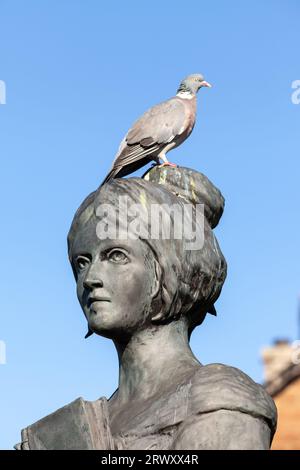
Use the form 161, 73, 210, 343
158, 162, 177, 168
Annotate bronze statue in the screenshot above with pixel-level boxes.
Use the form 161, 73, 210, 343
17, 166, 277, 449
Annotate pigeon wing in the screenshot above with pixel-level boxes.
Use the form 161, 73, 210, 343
113, 97, 186, 167
101, 97, 187, 186
126, 97, 186, 145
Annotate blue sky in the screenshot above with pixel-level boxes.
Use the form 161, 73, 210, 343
0, 0, 299, 449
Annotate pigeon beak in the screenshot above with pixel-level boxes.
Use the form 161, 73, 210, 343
201, 81, 212, 88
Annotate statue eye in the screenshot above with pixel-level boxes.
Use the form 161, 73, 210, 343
75, 255, 91, 271
108, 249, 128, 264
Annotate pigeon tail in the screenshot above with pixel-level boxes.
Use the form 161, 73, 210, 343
100, 167, 121, 187
100, 156, 155, 187
207, 305, 217, 316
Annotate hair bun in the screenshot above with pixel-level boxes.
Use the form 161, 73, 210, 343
143, 166, 225, 229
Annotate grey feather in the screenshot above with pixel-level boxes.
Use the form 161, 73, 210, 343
126, 98, 185, 145
100, 99, 188, 187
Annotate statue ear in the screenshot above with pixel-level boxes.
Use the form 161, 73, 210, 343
150, 259, 164, 323
151, 284, 174, 323
151, 310, 164, 323
149, 257, 177, 324
151, 258, 160, 299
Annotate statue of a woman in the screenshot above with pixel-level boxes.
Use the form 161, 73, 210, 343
18, 166, 276, 450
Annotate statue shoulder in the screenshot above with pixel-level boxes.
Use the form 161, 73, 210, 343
16, 397, 114, 450
189, 364, 277, 432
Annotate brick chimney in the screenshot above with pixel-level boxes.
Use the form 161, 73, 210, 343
261, 339, 293, 384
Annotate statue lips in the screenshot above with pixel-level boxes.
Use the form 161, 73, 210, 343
87, 296, 111, 314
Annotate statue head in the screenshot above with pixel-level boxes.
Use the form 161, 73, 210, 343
67, 166, 227, 342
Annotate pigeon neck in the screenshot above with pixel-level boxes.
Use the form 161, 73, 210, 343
176, 90, 195, 100
176, 82, 197, 99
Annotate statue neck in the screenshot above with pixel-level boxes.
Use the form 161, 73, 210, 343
113, 319, 201, 404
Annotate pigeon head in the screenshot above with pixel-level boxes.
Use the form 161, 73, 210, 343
177, 74, 212, 95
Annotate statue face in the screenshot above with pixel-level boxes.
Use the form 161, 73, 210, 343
70, 219, 159, 340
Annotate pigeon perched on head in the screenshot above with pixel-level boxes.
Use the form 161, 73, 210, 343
101, 74, 212, 186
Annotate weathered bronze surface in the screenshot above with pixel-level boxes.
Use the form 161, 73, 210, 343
17, 166, 277, 450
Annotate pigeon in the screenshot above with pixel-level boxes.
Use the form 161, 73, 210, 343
101, 74, 212, 186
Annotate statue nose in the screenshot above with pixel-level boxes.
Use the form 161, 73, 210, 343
83, 278, 103, 290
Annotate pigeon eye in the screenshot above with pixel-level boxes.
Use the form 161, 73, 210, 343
75, 255, 91, 271
108, 249, 128, 264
